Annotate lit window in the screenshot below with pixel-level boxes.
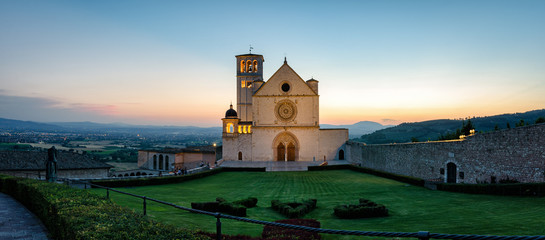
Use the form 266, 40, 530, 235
240, 60, 245, 72
253, 60, 258, 72
241, 81, 246, 88
238, 125, 242, 133
248, 126, 252, 133
243, 125, 247, 133
226, 123, 234, 133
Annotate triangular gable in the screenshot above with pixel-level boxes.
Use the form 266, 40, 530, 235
254, 62, 317, 96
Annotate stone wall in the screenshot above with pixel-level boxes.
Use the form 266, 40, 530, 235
346, 123, 545, 183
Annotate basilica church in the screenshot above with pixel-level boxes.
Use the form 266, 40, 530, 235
222, 53, 348, 162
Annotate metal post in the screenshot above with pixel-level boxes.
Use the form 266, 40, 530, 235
418, 231, 430, 240
143, 197, 147, 215
106, 188, 110, 199
216, 213, 222, 240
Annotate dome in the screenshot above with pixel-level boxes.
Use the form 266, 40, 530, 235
225, 104, 238, 118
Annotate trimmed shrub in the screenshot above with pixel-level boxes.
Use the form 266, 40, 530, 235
262, 219, 321, 240
218, 201, 246, 217
191, 197, 255, 217
233, 197, 258, 208
0, 174, 204, 240
190, 201, 219, 212
271, 199, 317, 219
334, 198, 388, 219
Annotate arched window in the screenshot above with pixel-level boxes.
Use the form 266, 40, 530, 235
238, 151, 242, 160
238, 125, 242, 133
339, 149, 345, 160
247, 60, 253, 72
253, 60, 258, 72
243, 125, 247, 134
240, 60, 246, 72
153, 155, 157, 169
226, 123, 234, 133
248, 125, 252, 133
159, 155, 164, 170
165, 156, 169, 171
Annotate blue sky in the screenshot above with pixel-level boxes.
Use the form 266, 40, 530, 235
1, 0, 544, 126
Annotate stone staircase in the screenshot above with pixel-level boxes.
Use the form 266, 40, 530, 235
219, 160, 349, 172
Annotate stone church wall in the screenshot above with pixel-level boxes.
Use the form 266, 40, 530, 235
346, 123, 545, 183
319, 129, 349, 161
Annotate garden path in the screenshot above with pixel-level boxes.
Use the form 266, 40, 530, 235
0, 192, 50, 240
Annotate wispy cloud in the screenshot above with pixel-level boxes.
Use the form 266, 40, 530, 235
0, 92, 120, 123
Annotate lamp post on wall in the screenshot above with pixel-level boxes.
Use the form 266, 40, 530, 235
213, 143, 217, 167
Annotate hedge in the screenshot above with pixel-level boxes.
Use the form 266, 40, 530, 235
191, 197, 257, 217
271, 199, 317, 219
91, 167, 265, 188
308, 164, 426, 187
334, 198, 388, 219
0, 174, 205, 240
436, 182, 545, 196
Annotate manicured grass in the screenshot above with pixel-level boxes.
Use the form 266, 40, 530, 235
91, 170, 545, 239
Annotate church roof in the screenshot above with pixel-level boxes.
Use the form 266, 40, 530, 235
254, 60, 318, 96
235, 53, 264, 58
225, 104, 238, 118
0, 150, 112, 171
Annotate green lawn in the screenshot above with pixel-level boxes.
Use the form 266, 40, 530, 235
91, 170, 545, 239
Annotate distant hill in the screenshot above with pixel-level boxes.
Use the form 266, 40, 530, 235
0, 118, 222, 136
0, 118, 61, 131
321, 121, 393, 138
354, 109, 545, 144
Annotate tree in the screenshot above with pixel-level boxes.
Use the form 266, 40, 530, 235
536, 117, 545, 124
494, 124, 499, 131
411, 137, 419, 143
506, 122, 511, 129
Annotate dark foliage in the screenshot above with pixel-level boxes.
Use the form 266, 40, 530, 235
271, 199, 317, 219
262, 219, 321, 240
354, 109, 545, 144
334, 199, 388, 219
0, 175, 204, 240
436, 182, 545, 196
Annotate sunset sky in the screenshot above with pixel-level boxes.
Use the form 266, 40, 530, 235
1, 1, 544, 127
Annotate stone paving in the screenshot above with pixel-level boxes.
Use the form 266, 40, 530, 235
0, 192, 51, 240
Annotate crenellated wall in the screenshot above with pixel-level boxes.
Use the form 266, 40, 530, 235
346, 123, 545, 183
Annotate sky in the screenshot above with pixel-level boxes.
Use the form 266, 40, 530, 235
1, 0, 544, 127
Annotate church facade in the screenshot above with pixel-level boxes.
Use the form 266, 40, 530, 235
222, 53, 348, 162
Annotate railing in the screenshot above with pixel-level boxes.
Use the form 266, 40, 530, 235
65, 179, 545, 240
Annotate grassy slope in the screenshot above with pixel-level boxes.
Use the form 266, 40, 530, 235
91, 170, 545, 239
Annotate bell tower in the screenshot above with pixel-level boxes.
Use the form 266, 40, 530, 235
236, 53, 264, 122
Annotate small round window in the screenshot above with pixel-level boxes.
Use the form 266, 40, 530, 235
281, 83, 290, 92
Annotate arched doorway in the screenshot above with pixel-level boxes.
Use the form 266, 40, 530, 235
238, 151, 243, 160
272, 131, 299, 161
276, 143, 285, 161
339, 149, 345, 160
287, 143, 295, 161
447, 162, 457, 183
